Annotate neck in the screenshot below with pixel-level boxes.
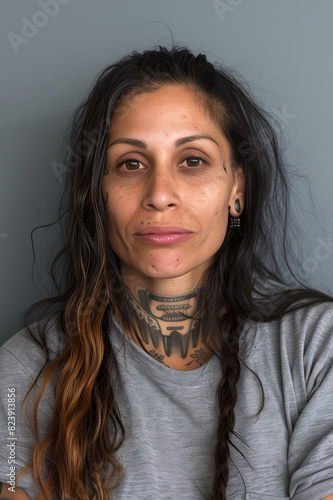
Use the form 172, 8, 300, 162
123, 284, 213, 371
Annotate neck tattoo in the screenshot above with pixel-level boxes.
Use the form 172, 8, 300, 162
127, 285, 201, 359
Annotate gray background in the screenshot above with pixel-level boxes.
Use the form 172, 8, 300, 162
1, 0, 333, 345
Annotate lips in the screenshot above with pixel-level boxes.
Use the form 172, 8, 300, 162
135, 226, 192, 235
134, 226, 193, 245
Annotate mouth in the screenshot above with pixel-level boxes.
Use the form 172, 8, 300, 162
134, 226, 193, 246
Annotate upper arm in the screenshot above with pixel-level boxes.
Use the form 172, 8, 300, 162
286, 304, 333, 499
0, 342, 50, 499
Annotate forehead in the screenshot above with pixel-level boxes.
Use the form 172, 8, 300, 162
109, 84, 225, 143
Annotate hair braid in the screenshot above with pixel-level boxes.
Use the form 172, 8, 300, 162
213, 318, 241, 499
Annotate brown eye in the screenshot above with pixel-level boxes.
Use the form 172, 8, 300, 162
185, 157, 203, 167
124, 160, 140, 170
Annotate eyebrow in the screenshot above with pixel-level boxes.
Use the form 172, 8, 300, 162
107, 134, 220, 149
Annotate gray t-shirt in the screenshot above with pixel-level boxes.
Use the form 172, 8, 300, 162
0, 302, 333, 499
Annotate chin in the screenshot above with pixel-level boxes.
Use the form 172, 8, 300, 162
138, 259, 210, 283
142, 266, 188, 280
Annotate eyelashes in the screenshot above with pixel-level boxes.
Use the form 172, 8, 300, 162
116, 156, 208, 173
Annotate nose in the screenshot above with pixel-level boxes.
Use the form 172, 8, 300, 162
144, 164, 179, 211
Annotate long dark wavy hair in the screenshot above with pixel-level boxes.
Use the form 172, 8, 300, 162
19, 46, 331, 499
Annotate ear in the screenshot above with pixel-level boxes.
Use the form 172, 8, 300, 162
229, 165, 245, 217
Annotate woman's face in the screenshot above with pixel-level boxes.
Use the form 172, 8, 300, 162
102, 84, 244, 290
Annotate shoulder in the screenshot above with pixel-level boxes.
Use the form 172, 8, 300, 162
0, 316, 67, 380
250, 301, 333, 399
0, 316, 68, 421
278, 300, 333, 356
243, 300, 333, 385
252, 299, 333, 348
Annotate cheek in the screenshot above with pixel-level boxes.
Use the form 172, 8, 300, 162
196, 185, 230, 217
199, 188, 229, 243
103, 191, 125, 235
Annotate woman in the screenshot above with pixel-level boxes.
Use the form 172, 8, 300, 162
0, 46, 332, 499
